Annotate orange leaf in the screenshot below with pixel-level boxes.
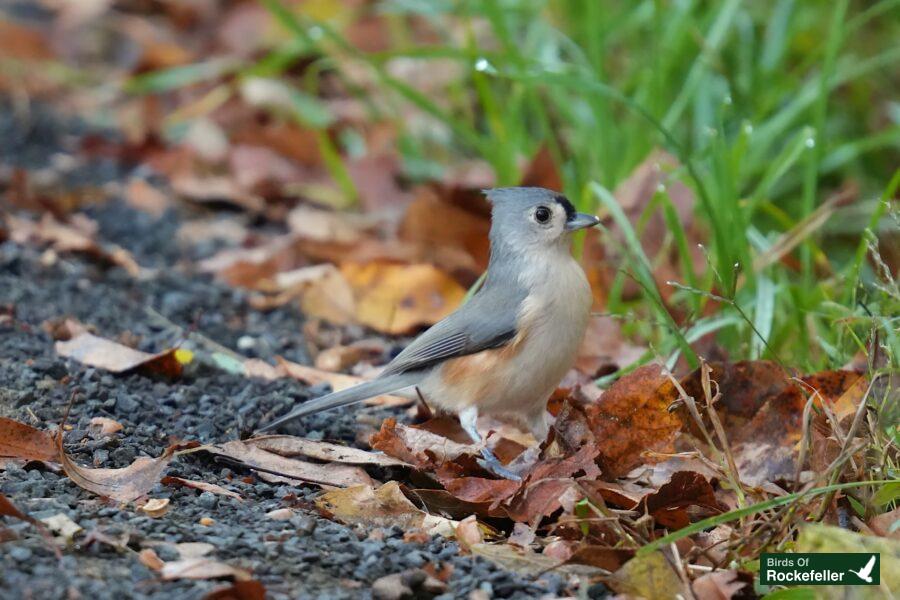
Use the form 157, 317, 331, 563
583, 364, 681, 478
340, 262, 466, 335
0, 417, 59, 462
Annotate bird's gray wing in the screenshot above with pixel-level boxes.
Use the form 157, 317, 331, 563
381, 284, 525, 376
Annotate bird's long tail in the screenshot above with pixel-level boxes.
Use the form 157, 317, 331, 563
256, 373, 419, 433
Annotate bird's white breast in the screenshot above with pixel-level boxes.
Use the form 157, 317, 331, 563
423, 248, 592, 426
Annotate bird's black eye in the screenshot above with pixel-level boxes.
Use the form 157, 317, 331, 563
535, 206, 551, 224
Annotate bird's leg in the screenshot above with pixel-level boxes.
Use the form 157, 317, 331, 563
459, 406, 521, 481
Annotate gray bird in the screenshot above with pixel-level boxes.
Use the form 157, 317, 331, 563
258, 187, 599, 479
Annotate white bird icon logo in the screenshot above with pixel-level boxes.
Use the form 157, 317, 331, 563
848, 555, 876, 583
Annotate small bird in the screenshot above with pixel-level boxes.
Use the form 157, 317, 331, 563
258, 187, 599, 479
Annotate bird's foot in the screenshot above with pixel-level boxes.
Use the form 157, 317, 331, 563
477, 447, 522, 481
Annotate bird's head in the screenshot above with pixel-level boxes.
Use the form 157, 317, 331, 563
484, 187, 599, 254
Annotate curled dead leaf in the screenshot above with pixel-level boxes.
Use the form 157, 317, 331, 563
339, 262, 466, 335
202, 439, 373, 488
58, 437, 182, 502
583, 364, 681, 478
140, 498, 171, 518
55, 332, 188, 378
161, 557, 252, 581
0, 417, 59, 462
90, 417, 124, 437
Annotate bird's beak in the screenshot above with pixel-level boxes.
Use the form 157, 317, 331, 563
565, 212, 600, 231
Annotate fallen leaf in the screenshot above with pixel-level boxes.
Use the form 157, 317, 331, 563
139, 548, 165, 571
7, 213, 143, 276
610, 551, 684, 599
161, 558, 252, 581
340, 262, 466, 335
317, 481, 456, 537
161, 476, 243, 501
314, 339, 385, 372
203, 440, 373, 488
59, 438, 181, 502
205, 580, 266, 600
265, 508, 295, 521
90, 417, 124, 436
869, 507, 900, 540
520, 145, 563, 191
55, 332, 187, 377
370, 418, 479, 469
470, 543, 601, 577
398, 188, 490, 281
125, 178, 172, 217
176, 542, 216, 559
691, 570, 751, 600
287, 205, 377, 244
640, 471, 723, 529
565, 546, 635, 572
0, 417, 59, 462
583, 364, 681, 478
248, 435, 411, 468
454, 515, 484, 551
41, 513, 83, 541
140, 498, 171, 518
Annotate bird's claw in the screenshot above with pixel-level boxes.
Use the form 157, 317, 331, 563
477, 448, 522, 481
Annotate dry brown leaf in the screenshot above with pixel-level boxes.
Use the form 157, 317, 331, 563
610, 551, 684, 599
171, 174, 265, 213
229, 145, 305, 191
204, 580, 267, 600
7, 214, 142, 276
55, 332, 186, 378
203, 440, 373, 488
869, 507, 900, 540
314, 339, 385, 372
277, 357, 410, 408
161, 476, 243, 501
161, 558, 252, 581
398, 188, 490, 280
316, 481, 455, 536
0, 417, 59, 462
139, 548, 165, 572
340, 262, 466, 335
370, 418, 479, 469
248, 435, 411, 468
287, 205, 377, 243
583, 364, 681, 478
125, 178, 172, 217
41, 513, 82, 541
691, 570, 751, 600
640, 471, 723, 529
455, 515, 484, 551
520, 145, 563, 191
89, 417, 124, 436
140, 498, 170, 518
59, 439, 181, 502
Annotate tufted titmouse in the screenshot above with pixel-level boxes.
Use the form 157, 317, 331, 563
259, 187, 600, 479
